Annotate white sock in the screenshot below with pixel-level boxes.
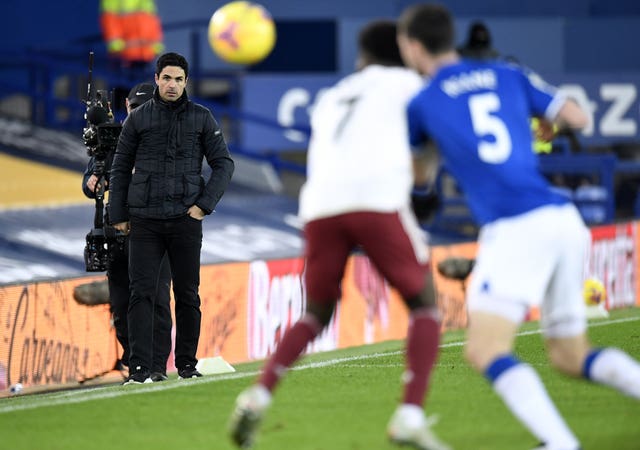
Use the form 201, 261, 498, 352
395, 404, 425, 428
585, 348, 640, 398
250, 384, 273, 410
493, 363, 579, 450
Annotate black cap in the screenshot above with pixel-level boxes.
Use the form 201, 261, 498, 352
127, 83, 155, 108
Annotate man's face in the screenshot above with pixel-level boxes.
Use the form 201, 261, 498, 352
397, 33, 419, 72
155, 65, 187, 102
398, 32, 435, 77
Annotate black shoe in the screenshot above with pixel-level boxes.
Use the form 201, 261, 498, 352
149, 371, 168, 382
178, 365, 202, 379
122, 366, 151, 385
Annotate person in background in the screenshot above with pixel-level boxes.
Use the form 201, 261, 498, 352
80, 83, 173, 382
228, 21, 449, 450
457, 21, 499, 60
100, 0, 164, 70
109, 52, 234, 384
397, 4, 640, 449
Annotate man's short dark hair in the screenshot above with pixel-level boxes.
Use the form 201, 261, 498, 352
398, 3, 455, 55
156, 52, 189, 78
358, 20, 404, 67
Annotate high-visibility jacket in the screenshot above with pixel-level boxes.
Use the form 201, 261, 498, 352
100, 0, 164, 63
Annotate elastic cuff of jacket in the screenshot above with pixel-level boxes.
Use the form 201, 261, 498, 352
196, 203, 212, 215
582, 348, 603, 380
484, 354, 521, 383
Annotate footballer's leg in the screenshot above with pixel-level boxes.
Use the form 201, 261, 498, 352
228, 307, 330, 449
358, 209, 442, 409
464, 206, 582, 449
546, 332, 640, 399
543, 221, 640, 400
545, 334, 590, 377
385, 276, 450, 450
254, 215, 350, 393
465, 310, 580, 450
356, 210, 450, 450
578, 345, 640, 398
228, 383, 273, 449
229, 216, 350, 448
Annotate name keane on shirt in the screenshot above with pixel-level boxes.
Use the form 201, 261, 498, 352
441, 69, 497, 98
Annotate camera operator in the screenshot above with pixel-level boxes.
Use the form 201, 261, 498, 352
82, 83, 172, 382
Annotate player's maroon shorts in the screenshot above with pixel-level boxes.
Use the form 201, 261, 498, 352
303, 209, 430, 302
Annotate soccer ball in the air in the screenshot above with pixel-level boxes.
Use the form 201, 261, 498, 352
208, 1, 276, 65
583, 277, 606, 306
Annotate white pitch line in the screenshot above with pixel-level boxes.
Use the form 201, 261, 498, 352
0, 315, 637, 414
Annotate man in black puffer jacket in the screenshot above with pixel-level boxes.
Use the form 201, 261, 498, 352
109, 52, 234, 384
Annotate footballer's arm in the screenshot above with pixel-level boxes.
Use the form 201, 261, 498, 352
555, 99, 590, 131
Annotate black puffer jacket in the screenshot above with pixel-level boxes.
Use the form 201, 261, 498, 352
108, 91, 234, 223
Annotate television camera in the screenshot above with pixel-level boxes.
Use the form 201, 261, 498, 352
82, 52, 125, 272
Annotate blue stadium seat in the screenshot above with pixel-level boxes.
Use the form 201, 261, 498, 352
574, 185, 608, 224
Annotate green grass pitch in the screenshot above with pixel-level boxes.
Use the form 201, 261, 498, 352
1, 308, 639, 450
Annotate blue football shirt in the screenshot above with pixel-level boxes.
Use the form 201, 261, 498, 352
407, 60, 570, 225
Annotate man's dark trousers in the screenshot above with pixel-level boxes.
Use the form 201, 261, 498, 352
127, 215, 203, 371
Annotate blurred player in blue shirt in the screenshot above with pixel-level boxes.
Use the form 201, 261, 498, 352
398, 4, 640, 450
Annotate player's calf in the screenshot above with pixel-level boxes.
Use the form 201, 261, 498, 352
582, 347, 640, 399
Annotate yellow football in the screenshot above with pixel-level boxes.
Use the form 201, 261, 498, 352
583, 277, 606, 306
208, 1, 276, 65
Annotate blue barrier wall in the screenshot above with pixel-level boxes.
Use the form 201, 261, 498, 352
565, 18, 640, 72
238, 73, 640, 150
